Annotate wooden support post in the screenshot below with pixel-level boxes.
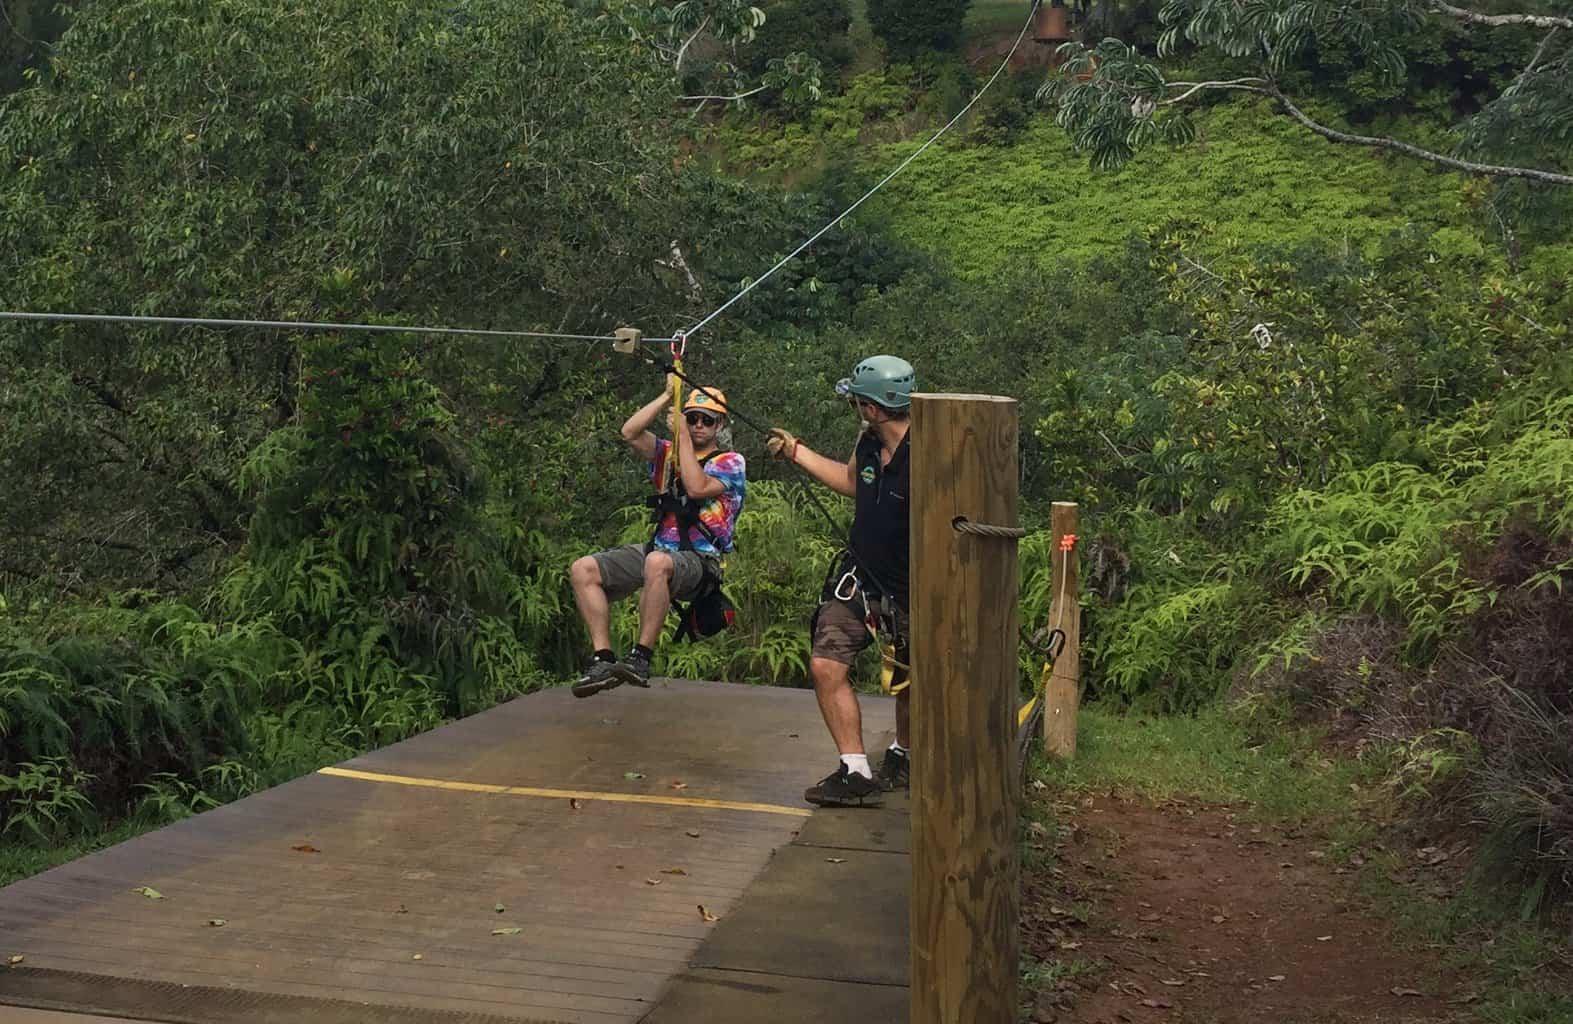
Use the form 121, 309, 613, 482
910, 393, 1020, 1024
1043, 501, 1080, 760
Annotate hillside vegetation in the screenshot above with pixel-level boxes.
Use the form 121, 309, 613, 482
3, 3, 1573, 979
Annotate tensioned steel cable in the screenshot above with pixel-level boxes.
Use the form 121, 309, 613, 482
0, 310, 678, 343
678, 0, 1044, 344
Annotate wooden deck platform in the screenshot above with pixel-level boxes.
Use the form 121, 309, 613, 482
0, 680, 895, 1024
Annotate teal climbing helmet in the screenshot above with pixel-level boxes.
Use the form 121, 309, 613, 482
835, 355, 915, 410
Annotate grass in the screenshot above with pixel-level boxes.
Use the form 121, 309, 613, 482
1035, 703, 1377, 824
710, 77, 1504, 279
862, 99, 1486, 278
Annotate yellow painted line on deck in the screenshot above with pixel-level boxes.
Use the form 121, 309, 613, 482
318, 766, 813, 818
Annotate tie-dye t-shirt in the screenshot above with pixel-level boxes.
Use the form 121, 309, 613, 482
648, 440, 746, 556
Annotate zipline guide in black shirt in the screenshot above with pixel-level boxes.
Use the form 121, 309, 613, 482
849, 428, 911, 610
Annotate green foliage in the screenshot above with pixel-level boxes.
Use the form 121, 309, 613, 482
743, 0, 854, 84
224, 337, 547, 728
1037, 0, 1570, 186
1266, 389, 1573, 658
867, 0, 972, 57
0, 0, 694, 598
0, 598, 295, 838
867, 102, 1490, 277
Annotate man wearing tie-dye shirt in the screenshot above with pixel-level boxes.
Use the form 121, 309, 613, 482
568, 375, 746, 697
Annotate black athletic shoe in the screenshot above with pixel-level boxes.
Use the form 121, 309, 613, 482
609, 647, 653, 688
571, 658, 621, 699
877, 747, 910, 792
804, 764, 882, 807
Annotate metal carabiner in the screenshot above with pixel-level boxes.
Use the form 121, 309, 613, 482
833, 570, 860, 602
670, 331, 687, 361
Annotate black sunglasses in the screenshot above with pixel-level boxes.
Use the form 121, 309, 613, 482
685, 411, 719, 427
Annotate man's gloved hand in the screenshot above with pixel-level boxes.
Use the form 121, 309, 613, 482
765, 428, 799, 462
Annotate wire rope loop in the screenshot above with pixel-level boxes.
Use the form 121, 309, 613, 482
951, 516, 1028, 540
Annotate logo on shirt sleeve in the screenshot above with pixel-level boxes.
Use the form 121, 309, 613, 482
860, 465, 876, 485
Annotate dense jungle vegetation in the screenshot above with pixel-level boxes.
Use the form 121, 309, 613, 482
2, 0, 1572, 973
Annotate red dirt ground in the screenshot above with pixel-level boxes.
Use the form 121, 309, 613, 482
1022, 795, 1472, 1024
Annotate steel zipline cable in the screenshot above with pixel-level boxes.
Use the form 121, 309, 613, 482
0, 311, 676, 344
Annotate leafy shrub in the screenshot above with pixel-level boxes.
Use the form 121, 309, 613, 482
744, 0, 854, 83
867, 0, 972, 57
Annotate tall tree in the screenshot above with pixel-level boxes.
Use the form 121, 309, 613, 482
1038, 0, 1573, 186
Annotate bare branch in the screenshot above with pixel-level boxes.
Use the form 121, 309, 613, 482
1162, 77, 1269, 106
673, 14, 710, 75
679, 85, 768, 103
1428, 2, 1573, 31
1268, 84, 1573, 186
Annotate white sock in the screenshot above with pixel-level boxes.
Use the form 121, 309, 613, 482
840, 754, 872, 779
888, 742, 908, 756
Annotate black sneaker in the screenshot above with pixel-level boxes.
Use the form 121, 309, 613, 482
804, 764, 882, 808
877, 747, 910, 792
571, 658, 621, 699
609, 647, 652, 688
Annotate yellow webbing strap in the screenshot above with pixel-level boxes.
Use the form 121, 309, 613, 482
660, 356, 684, 494
880, 642, 911, 695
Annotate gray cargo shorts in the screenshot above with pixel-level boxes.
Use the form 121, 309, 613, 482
591, 544, 715, 603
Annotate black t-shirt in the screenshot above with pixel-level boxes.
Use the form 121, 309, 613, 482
848, 428, 910, 609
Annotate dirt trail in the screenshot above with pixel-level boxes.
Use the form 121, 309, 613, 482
1023, 796, 1469, 1024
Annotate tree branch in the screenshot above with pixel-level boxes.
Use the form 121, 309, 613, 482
679, 84, 768, 103
673, 14, 710, 75
1161, 77, 1268, 105
1268, 84, 1573, 186
1428, 2, 1573, 31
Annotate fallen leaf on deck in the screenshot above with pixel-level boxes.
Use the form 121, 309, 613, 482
1210, 914, 1226, 923
494, 903, 505, 913
411, 954, 424, 961
661, 867, 688, 875
7, 955, 24, 965
826, 858, 847, 864
1139, 998, 1172, 1009
132, 887, 165, 900
570, 798, 582, 810
645, 878, 662, 886
291, 843, 320, 854
685, 829, 701, 838
698, 905, 719, 922
395, 904, 408, 914
1160, 979, 1185, 987
624, 772, 646, 781
206, 919, 226, 928
1316, 935, 1332, 942
1268, 974, 1286, 982
1391, 987, 1424, 998
670, 781, 688, 790
491, 927, 522, 936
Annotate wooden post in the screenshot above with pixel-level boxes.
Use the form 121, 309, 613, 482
1043, 502, 1080, 759
910, 393, 1019, 1024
